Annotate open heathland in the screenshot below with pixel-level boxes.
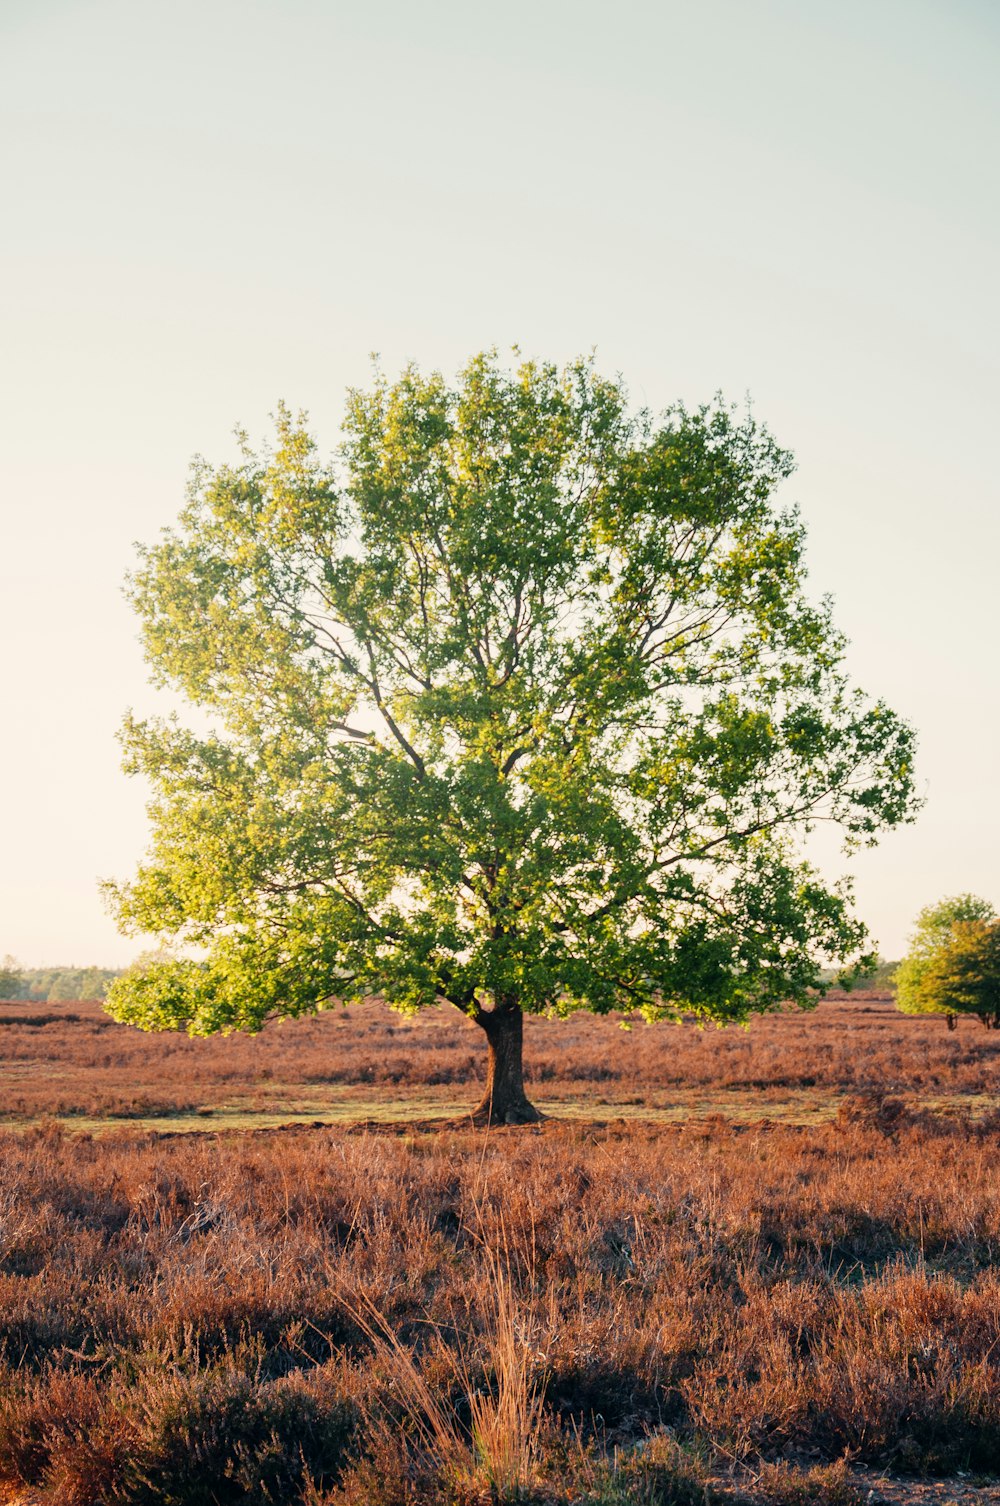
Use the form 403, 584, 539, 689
1, 998, 999, 1503
2, 993, 1000, 1131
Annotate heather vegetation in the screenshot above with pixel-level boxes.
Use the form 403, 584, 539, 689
1, 999, 999, 1503
3, 995, 1000, 1128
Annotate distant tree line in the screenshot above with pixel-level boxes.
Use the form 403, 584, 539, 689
820, 957, 899, 992
0, 958, 120, 1002
863, 957, 900, 991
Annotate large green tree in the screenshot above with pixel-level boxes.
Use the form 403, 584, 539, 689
896, 895, 999, 1029
105, 353, 917, 1122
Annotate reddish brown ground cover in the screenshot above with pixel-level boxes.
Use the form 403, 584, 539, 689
0, 998, 999, 1504
1, 992, 999, 1126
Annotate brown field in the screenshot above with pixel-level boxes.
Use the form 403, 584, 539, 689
3, 991, 1000, 1132
1, 996, 1000, 1504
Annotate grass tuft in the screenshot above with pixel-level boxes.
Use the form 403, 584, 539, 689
342, 1217, 547, 1501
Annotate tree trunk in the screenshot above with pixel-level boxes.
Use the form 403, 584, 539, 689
471, 1001, 544, 1126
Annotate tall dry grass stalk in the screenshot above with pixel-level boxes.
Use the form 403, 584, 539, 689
343, 1218, 546, 1499
466, 1234, 547, 1497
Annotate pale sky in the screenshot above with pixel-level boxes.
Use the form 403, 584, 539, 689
1, 0, 997, 967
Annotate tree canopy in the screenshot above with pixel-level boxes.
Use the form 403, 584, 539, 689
0, 962, 117, 1003
0, 956, 23, 1000
105, 352, 918, 1121
896, 895, 1000, 1029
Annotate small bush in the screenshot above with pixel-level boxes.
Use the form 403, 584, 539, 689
0, 1369, 107, 1488
750, 1460, 865, 1505
0, 1361, 354, 1506
581, 1433, 720, 1505
118, 1367, 354, 1506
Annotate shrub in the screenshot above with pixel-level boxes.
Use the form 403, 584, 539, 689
122, 1368, 352, 1505
0, 1360, 354, 1506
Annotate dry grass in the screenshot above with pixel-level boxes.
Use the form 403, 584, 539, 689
2, 992, 999, 1129
1, 1106, 1000, 1501
343, 1228, 546, 1500
1, 997, 999, 1502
